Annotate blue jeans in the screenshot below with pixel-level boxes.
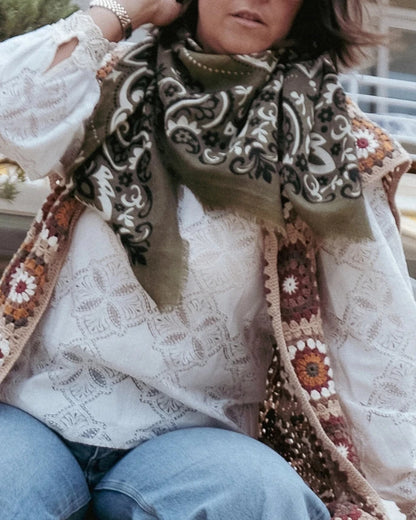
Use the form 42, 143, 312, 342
0, 404, 330, 520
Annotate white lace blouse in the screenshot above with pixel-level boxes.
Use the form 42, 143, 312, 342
0, 12, 275, 448
0, 12, 415, 516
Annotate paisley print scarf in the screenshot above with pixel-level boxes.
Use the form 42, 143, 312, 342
69, 27, 371, 307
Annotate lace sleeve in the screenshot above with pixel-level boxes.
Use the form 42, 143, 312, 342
319, 180, 416, 517
0, 12, 115, 180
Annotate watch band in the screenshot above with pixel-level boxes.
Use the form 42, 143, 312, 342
89, 0, 132, 39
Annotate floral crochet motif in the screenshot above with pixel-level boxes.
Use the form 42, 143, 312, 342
8, 266, 38, 305
288, 339, 335, 401
354, 128, 379, 160
0, 185, 83, 372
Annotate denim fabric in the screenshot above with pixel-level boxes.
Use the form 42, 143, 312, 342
0, 404, 330, 520
0, 404, 90, 520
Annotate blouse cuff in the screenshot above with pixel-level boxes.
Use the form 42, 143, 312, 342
49, 11, 115, 71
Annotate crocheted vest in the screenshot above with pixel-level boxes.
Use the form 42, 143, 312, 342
0, 100, 410, 519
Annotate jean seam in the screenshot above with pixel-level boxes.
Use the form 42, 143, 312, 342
64, 498, 90, 520
8, 481, 90, 520
95, 479, 160, 519
60, 491, 91, 520
84, 446, 102, 487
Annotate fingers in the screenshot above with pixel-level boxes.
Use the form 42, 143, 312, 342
148, 0, 191, 27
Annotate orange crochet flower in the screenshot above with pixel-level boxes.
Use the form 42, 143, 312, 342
294, 349, 329, 389
288, 339, 335, 401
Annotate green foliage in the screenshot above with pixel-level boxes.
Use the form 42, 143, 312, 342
0, 0, 78, 41
0, 181, 20, 202
0, 161, 26, 202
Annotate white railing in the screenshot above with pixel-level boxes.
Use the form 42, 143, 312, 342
341, 73, 416, 160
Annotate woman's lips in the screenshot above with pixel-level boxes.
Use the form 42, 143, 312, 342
231, 10, 265, 27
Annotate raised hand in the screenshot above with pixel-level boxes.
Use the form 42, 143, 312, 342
126, 0, 191, 29
89, 0, 191, 41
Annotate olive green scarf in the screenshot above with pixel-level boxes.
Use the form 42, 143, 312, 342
69, 27, 371, 307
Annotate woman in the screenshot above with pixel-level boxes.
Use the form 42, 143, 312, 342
0, 0, 414, 518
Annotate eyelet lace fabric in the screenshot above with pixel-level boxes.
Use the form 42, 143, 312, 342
0, 188, 274, 448
0, 12, 113, 179
319, 180, 416, 518
50, 12, 115, 71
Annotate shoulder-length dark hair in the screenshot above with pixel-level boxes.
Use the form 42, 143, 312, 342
176, 0, 381, 69
289, 0, 382, 68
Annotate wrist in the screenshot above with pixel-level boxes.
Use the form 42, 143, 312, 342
88, 1, 161, 42
88, 6, 124, 42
